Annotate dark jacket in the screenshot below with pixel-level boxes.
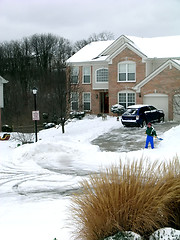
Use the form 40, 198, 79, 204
146, 126, 157, 137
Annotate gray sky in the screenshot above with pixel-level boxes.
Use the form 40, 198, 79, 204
0, 0, 180, 43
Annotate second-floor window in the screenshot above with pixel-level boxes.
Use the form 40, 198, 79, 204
71, 66, 79, 84
96, 68, 108, 82
118, 62, 136, 82
83, 66, 91, 84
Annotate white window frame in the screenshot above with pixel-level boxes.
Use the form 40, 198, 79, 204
83, 92, 91, 111
118, 91, 136, 108
118, 62, 136, 82
71, 66, 79, 84
82, 66, 91, 84
71, 92, 79, 111
95, 68, 108, 83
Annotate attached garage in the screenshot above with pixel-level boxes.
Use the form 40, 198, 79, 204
173, 94, 180, 121
143, 93, 168, 121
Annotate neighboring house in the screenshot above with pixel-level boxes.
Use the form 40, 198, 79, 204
0, 76, 8, 130
67, 35, 180, 121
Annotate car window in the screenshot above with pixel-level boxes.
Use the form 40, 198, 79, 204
144, 106, 150, 112
139, 107, 150, 113
125, 108, 138, 115
149, 106, 156, 110
139, 107, 145, 114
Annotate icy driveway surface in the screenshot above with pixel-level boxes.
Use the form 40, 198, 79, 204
92, 121, 179, 152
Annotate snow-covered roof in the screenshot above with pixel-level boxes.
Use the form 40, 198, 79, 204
67, 35, 180, 64
128, 35, 180, 58
67, 40, 114, 63
173, 59, 180, 65
127, 104, 148, 109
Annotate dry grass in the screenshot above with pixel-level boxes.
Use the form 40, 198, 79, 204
158, 156, 180, 230
70, 156, 180, 240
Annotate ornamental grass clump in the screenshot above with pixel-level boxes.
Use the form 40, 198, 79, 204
70, 157, 180, 240
158, 156, 180, 230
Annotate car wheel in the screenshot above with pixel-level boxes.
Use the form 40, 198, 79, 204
140, 120, 146, 128
158, 116, 164, 123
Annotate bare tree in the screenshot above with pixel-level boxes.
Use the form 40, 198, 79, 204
87, 31, 114, 42
74, 31, 114, 52
1, 33, 73, 129
55, 66, 82, 134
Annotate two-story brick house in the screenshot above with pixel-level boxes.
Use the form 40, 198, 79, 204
67, 35, 180, 121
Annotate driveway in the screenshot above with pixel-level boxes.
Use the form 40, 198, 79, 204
92, 121, 179, 152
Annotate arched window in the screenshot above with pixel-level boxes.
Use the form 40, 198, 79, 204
96, 68, 108, 82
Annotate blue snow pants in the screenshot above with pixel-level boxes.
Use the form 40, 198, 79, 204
145, 135, 154, 149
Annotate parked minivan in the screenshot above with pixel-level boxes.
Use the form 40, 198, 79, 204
121, 104, 164, 127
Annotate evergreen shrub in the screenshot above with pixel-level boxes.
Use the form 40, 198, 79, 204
2, 124, 13, 132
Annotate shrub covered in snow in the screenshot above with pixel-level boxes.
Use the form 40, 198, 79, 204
104, 231, 141, 240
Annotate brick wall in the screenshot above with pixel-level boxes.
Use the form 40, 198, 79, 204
108, 48, 145, 112
77, 66, 100, 114
141, 66, 180, 120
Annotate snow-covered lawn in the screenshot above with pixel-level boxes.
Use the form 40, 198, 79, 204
0, 116, 180, 240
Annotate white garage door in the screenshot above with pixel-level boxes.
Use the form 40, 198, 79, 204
173, 94, 180, 122
143, 93, 168, 121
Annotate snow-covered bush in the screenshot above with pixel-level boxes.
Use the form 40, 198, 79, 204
70, 157, 180, 240
149, 228, 180, 240
11, 132, 34, 144
2, 124, 13, 132
104, 228, 180, 240
104, 231, 141, 240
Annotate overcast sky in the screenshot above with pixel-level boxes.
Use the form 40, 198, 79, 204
0, 0, 180, 43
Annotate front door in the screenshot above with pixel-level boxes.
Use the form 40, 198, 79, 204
100, 92, 109, 113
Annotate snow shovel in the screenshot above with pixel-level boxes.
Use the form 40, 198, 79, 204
156, 137, 163, 141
